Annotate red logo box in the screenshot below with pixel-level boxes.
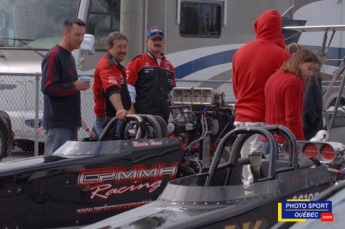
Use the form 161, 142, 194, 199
320, 212, 334, 222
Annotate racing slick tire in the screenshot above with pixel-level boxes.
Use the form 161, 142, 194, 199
0, 111, 14, 159
0, 130, 6, 158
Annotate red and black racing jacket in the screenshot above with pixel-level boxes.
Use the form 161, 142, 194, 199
93, 53, 131, 117
126, 51, 176, 121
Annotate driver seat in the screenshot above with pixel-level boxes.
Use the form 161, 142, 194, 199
248, 152, 266, 182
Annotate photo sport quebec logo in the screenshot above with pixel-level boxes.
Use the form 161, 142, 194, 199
278, 199, 334, 222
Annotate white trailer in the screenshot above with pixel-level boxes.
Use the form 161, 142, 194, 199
2, 0, 345, 77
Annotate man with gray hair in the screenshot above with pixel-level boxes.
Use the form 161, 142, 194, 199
92, 31, 131, 137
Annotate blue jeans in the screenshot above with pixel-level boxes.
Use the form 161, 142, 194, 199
111, 120, 127, 138
263, 141, 285, 159
94, 116, 126, 138
45, 128, 78, 155
263, 141, 270, 155
93, 116, 107, 137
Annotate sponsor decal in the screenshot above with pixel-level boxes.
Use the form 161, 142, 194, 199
120, 75, 125, 84
144, 68, 154, 74
108, 76, 118, 84
278, 199, 333, 222
292, 192, 320, 200
76, 200, 152, 215
78, 162, 179, 199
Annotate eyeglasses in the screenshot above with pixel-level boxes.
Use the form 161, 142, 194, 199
114, 45, 128, 50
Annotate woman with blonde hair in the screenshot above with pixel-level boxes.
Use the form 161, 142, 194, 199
286, 43, 324, 140
265, 49, 322, 143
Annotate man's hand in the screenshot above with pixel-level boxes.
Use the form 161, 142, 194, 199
37, 126, 44, 134
74, 80, 90, 91
87, 129, 96, 138
116, 109, 128, 121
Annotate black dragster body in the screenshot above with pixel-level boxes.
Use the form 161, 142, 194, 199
0, 137, 181, 228
83, 126, 334, 229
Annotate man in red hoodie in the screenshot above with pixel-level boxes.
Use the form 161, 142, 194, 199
232, 10, 291, 185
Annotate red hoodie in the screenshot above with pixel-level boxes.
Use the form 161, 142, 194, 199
232, 10, 291, 122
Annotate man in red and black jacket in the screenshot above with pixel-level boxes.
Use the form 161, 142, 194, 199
41, 18, 90, 155
126, 26, 176, 122
93, 31, 131, 137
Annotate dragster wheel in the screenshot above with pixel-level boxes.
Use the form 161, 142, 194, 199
154, 116, 168, 138
142, 115, 162, 138
0, 130, 5, 158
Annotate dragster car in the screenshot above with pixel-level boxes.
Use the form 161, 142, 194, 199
0, 114, 185, 229
0, 88, 237, 229
82, 125, 345, 229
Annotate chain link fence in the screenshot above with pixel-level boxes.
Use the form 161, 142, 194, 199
0, 72, 234, 161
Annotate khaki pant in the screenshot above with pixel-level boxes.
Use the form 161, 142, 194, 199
234, 121, 264, 185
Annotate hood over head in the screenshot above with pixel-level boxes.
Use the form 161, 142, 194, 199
254, 10, 285, 49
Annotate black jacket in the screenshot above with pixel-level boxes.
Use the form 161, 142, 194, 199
303, 72, 323, 140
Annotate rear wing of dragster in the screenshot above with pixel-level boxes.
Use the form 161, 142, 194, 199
283, 25, 345, 130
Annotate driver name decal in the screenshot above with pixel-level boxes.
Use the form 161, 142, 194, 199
77, 162, 178, 199
132, 139, 163, 147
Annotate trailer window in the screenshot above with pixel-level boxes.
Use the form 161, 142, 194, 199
179, 2, 221, 38
86, 0, 121, 50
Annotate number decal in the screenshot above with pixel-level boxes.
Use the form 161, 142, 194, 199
292, 192, 320, 199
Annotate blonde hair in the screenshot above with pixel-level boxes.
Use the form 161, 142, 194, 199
280, 49, 322, 87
